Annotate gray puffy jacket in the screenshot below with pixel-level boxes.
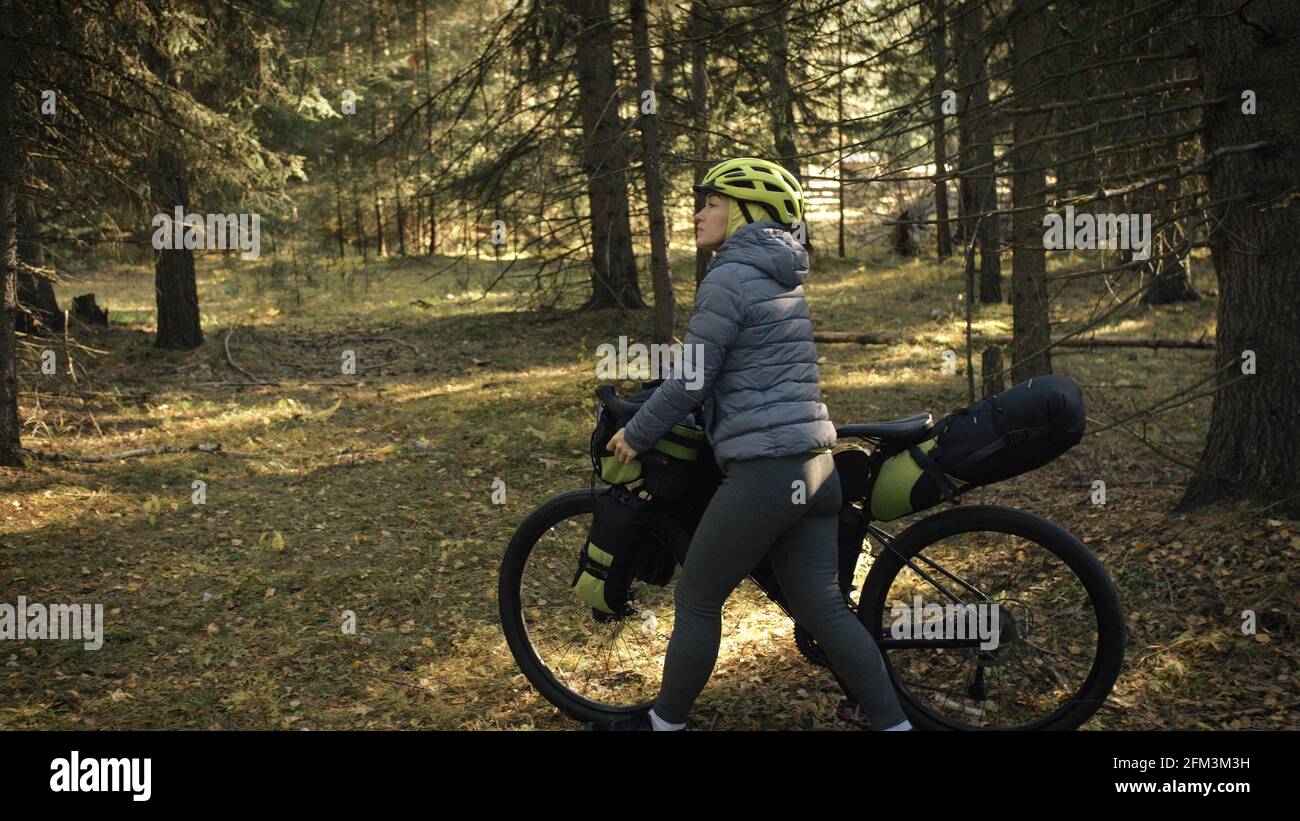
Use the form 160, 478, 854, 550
622, 220, 837, 471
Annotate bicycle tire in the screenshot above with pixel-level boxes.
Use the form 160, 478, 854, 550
498, 487, 692, 724
857, 504, 1127, 731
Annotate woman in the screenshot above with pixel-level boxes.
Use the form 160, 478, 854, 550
592, 157, 911, 731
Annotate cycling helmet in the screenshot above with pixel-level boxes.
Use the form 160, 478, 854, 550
693, 157, 806, 227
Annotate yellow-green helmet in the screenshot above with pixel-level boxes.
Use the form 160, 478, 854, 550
693, 157, 806, 226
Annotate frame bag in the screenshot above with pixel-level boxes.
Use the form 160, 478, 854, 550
868, 374, 1086, 521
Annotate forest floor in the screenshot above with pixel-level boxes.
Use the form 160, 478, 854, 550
1, 243, 1296, 730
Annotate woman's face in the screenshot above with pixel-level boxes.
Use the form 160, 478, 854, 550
695, 192, 730, 251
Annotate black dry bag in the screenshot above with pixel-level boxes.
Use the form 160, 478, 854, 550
868, 374, 1086, 521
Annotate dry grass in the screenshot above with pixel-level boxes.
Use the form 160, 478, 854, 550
0, 245, 1294, 730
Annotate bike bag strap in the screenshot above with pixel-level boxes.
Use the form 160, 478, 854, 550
836, 503, 868, 597
941, 415, 1058, 476
908, 443, 962, 505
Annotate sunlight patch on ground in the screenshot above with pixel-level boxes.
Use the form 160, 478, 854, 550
822, 364, 940, 391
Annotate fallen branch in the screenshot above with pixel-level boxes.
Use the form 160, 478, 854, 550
22, 442, 225, 463
223, 326, 276, 384
814, 331, 1215, 350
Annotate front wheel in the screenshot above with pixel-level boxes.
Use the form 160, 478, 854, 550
498, 487, 691, 724
858, 505, 1126, 730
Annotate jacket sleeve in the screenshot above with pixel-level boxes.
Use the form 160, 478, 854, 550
621, 266, 746, 454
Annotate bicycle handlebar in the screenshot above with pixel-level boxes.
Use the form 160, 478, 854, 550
595, 384, 640, 419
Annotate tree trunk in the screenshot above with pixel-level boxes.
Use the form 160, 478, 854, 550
428, 197, 438, 254
632, 0, 674, 343
930, 0, 953, 259
956, 0, 1001, 299
565, 0, 644, 309
954, 0, 976, 248
422, 0, 437, 258
981, 345, 1005, 398
139, 27, 202, 349
371, 152, 386, 256
691, 0, 713, 285
369, 0, 387, 258
331, 119, 346, 259
350, 156, 368, 261
1009, 0, 1051, 382
16, 196, 63, 333
0, 0, 23, 465
150, 149, 203, 350
836, 5, 847, 258
1179, 0, 1300, 512
394, 178, 406, 257
764, 0, 802, 187
416, 196, 424, 255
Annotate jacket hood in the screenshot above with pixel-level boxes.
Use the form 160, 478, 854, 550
708, 220, 809, 288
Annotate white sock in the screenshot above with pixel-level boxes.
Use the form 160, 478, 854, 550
648, 708, 685, 731
883, 718, 913, 731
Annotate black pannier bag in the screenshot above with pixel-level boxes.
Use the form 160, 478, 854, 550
868, 374, 1087, 521
571, 484, 655, 617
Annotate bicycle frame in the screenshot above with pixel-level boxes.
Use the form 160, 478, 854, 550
649, 432, 994, 654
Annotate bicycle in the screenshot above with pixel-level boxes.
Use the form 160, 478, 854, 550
498, 384, 1127, 730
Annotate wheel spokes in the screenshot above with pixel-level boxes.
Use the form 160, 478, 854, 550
878, 529, 1101, 728
516, 509, 677, 708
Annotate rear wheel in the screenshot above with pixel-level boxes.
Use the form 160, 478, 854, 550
498, 488, 690, 723
858, 505, 1126, 730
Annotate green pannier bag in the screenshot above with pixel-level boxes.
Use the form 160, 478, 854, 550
571, 484, 654, 617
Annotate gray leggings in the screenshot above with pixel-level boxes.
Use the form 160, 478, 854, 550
652, 450, 907, 729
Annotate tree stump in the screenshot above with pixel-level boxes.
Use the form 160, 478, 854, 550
890, 209, 917, 256
15, 273, 64, 334
71, 294, 108, 326
1139, 258, 1202, 305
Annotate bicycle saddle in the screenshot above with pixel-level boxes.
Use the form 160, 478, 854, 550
837, 412, 935, 445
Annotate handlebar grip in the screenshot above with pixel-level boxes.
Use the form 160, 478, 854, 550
595, 383, 640, 418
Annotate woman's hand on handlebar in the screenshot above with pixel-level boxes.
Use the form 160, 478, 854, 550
607, 427, 639, 464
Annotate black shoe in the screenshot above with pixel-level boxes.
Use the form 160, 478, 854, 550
585, 710, 654, 731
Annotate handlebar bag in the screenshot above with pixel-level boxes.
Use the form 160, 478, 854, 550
867, 374, 1086, 521
636, 424, 705, 501
571, 484, 655, 617
590, 392, 706, 502
591, 403, 642, 484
